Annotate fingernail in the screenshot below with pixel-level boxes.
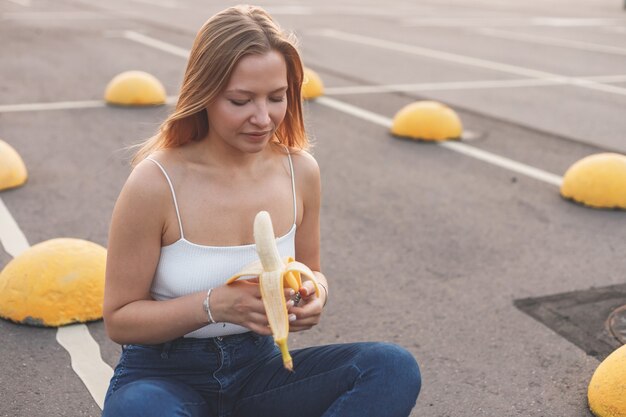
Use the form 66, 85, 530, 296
289, 314, 296, 322
286, 300, 294, 308
288, 289, 295, 296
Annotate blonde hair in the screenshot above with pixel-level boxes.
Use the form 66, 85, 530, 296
132, 5, 306, 165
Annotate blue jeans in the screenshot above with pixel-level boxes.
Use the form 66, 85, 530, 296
102, 332, 421, 417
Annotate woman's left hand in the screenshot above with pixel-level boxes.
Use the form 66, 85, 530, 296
287, 280, 325, 332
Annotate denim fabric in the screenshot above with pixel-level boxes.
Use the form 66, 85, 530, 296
102, 332, 421, 417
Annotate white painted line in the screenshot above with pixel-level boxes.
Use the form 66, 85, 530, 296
0, 199, 113, 410
402, 17, 528, 28
56, 325, 113, 410
1, 11, 115, 20
0, 96, 177, 113
402, 17, 626, 28
439, 141, 563, 186
315, 96, 563, 187
324, 75, 626, 95
477, 28, 626, 56
586, 74, 626, 83
315, 95, 394, 127
0, 197, 29, 257
0, 100, 104, 113
6, 0, 31, 6
265, 6, 313, 15
127, 0, 178, 8
312, 29, 626, 97
529, 17, 625, 27
268, 5, 406, 16
122, 30, 189, 58
324, 78, 560, 95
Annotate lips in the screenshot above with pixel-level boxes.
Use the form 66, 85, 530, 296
244, 131, 271, 137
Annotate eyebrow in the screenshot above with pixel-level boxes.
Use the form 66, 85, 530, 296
225, 86, 288, 95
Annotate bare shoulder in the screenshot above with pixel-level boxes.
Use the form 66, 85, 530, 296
289, 149, 320, 184
122, 157, 170, 203
113, 156, 172, 226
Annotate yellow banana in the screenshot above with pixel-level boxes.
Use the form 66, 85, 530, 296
227, 211, 319, 371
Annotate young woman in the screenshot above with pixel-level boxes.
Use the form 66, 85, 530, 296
102, 5, 421, 417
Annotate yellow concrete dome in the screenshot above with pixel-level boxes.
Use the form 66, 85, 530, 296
0, 238, 107, 327
302, 67, 324, 100
391, 101, 463, 141
104, 70, 166, 106
0, 140, 28, 191
560, 153, 626, 209
588, 344, 626, 417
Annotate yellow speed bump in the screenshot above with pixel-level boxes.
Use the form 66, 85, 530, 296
391, 101, 462, 141
0, 140, 28, 191
0, 238, 107, 327
302, 67, 324, 100
560, 153, 626, 209
588, 344, 626, 417
104, 70, 166, 106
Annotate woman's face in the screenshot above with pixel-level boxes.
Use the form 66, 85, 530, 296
206, 50, 289, 154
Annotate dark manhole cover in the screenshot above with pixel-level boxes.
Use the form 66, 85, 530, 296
515, 283, 626, 360
608, 304, 626, 345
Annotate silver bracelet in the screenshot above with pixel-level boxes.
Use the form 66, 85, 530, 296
203, 289, 216, 324
319, 282, 328, 307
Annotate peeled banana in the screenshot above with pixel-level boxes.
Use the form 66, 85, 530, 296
227, 211, 319, 371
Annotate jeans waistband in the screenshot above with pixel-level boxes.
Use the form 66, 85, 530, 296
124, 331, 259, 358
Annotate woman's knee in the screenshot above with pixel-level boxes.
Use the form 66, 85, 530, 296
357, 343, 421, 395
102, 378, 208, 417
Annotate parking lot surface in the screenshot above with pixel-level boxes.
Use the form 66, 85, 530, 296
1, 0, 625, 416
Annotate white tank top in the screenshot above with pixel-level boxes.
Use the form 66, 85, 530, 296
146, 153, 297, 338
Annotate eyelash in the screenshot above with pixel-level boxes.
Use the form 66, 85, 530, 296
229, 97, 285, 106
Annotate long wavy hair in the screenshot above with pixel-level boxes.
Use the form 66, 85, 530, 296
132, 5, 306, 165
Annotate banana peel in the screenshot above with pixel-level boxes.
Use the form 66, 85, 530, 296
227, 211, 319, 371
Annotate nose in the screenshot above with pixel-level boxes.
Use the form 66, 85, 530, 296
250, 101, 271, 127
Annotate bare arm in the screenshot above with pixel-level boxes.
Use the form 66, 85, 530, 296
289, 151, 329, 331
103, 161, 209, 345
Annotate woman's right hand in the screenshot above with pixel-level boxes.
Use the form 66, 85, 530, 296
211, 280, 294, 335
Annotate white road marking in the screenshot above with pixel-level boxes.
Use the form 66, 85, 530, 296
0, 197, 29, 257
529, 17, 624, 27
268, 5, 408, 16
122, 30, 189, 58
324, 74, 626, 95
312, 29, 626, 97
402, 16, 626, 28
56, 325, 113, 409
127, 0, 178, 8
315, 96, 563, 187
5, 0, 31, 6
0, 197, 113, 409
439, 141, 563, 186
0, 96, 177, 113
0, 11, 115, 20
324, 78, 560, 95
477, 28, 626, 56
265, 5, 313, 15
0, 100, 105, 113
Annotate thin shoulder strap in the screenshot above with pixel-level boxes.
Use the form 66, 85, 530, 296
145, 157, 185, 240
285, 147, 297, 227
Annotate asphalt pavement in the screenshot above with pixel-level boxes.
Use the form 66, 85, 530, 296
1, 0, 625, 416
